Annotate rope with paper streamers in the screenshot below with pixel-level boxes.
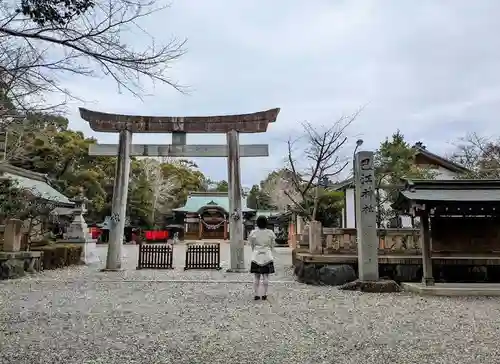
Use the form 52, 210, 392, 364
201, 219, 226, 230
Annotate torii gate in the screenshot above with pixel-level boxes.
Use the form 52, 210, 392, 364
79, 107, 280, 272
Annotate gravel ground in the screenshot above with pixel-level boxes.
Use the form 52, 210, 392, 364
18, 243, 295, 283
1, 245, 500, 363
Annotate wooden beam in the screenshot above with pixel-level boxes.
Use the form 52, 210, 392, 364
79, 107, 280, 133
89, 144, 269, 157
420, 211, 434, 286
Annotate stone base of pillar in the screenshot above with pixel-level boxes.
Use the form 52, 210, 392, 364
339, 279, 402, 293
226, 268, 248, 273
422, 277, 435, 286
308, 220, 323, 254
57, 239, 100, 264
100, 268, 124, 272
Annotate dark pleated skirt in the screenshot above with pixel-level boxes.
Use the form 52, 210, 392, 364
250, 261, 275, 274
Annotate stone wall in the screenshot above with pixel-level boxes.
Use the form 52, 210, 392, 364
300, 227, 421, 255
300, 221, 500, 256
0, 224, 38, 251
0, 251, 42, 279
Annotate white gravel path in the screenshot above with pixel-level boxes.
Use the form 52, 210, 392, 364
1, 244, 500, 363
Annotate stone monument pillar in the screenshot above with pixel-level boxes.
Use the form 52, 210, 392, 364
354, 151, 379, 281
59, 196, 100, 264
1, 218, 42, 279
3, 219, 23, 252
308, 220, 323, 254
226, 130, 246, 272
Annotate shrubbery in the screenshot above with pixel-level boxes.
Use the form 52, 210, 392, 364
31, 244, 82, 270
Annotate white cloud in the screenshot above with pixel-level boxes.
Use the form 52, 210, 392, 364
45, 0, 500, 185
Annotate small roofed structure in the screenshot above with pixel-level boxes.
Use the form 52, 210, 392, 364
173, 192, 255, 240
0, 163, 74, 211
393, 179, 500, 286
0, 163, 75, 244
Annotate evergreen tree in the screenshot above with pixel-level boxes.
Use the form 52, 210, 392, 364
374, 130, 435, 226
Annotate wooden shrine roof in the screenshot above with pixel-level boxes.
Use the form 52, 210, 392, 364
0, 163, 74, 207
79, 107, 280, 133
393, 179, 500, 212
172, 192, 254, 213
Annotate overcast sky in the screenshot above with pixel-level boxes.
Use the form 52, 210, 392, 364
53, 0, 500, 186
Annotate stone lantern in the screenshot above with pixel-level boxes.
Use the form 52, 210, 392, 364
57, 191, 100, 264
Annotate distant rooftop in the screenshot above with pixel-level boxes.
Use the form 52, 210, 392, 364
0, 163, 74, 206
173, 192, 254, 213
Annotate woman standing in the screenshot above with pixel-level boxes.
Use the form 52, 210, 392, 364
248, 215, 276, 301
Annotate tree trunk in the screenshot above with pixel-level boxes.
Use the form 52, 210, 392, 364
311, 186, 320, 222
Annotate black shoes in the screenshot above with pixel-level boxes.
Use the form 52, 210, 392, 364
254, 295, 268, 301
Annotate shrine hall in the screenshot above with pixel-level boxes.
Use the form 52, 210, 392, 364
173, 192, 255, 240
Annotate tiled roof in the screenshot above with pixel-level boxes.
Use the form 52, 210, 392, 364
0, 163, 73, 206
329, 177, 354, 191
173, 192, 254, 213
412, 145, 469, 173
331, 145, 470, 191
400, 189, 500, 202
393, 178, 500, 210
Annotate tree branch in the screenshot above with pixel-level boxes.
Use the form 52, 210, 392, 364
0, 0, 187, 111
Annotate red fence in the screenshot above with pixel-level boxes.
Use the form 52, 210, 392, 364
144, 230, 169, 241
90, 227, 101, 240
89, 228, 169, 242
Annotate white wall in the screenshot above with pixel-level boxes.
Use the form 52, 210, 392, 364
345, 188, 355, 228
434, 167, 458, 179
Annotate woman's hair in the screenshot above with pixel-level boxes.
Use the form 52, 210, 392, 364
256, 215, 268, 229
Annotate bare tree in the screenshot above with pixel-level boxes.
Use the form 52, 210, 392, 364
451, 132, 500, 179
286, 111, 359, 221
136, 158, 176, 222
261, 170, 301, 212
0, 0, 186, 112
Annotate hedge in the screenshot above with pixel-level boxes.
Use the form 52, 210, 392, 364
31, 244, 83, 270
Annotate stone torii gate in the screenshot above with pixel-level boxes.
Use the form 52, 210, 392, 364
79, 107, 280, 272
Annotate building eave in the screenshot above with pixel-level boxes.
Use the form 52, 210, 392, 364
393, 178, 500, 211
0, 162, 74, 206
328, 177, 354, 191
413, 146, 470, 173
0, 162, 49, 182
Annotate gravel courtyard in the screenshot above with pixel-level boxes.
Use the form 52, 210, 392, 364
1, 244, 500, 363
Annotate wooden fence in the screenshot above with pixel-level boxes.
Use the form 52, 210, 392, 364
137, 243, 174, 269
184, 243, 221, 270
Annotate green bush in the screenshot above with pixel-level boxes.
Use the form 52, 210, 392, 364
31, 244, 83, 270
29, 239, 55, 248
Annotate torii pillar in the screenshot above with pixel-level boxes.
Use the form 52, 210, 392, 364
226, 130, 245, 272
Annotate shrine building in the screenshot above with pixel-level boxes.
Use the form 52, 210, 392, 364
173, 192, 255, 240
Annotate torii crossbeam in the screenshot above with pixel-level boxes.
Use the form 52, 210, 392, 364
89, 144, 269, 157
